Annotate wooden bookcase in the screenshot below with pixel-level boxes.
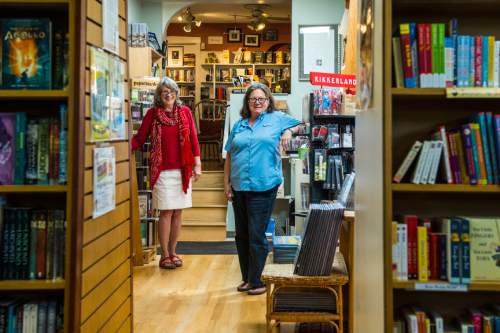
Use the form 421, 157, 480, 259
0, 0, 133, 332
384, 0, 500, 331
0, 0, 76, 331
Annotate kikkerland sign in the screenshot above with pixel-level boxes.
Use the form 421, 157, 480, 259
310, 72, 356, 88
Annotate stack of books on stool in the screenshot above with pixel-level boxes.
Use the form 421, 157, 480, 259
273, 287, 336, 313
272, 235, 300, 264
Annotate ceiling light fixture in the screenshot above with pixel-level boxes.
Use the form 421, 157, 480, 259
180, 7, 201, 33
247, 17, 266, 31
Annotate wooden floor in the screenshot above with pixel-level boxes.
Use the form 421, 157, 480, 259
133, 255, 295, 333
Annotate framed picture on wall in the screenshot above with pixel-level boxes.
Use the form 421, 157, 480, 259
263, 29, 278, 41
244, 34, 260, 47
298, 25, 340, 81
167, 45, 184, 67
227, 28, 242, 43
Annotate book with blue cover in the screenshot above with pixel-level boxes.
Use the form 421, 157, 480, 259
1, 18, 52, 89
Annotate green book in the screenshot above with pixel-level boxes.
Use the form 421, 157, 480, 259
37, 118, 49, 184
14, 112, 27, 185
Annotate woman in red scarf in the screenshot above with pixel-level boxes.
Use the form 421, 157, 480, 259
132, 77, 201, 269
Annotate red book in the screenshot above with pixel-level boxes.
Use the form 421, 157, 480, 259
399, 24, 415, 87
424, 24, 432, 83
423, 218, 432, 278
417, 24, 427, 84
475, 36, 483, 87
429, 233, 439, 280
404, 215, 418, 279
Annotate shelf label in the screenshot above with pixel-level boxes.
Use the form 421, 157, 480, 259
446, 87, 500, 98
414, 282, 468, 292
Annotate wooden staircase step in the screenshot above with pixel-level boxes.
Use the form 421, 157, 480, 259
180, 225, 226, 241
183, 206, 227, 224
192, 189, 227, 206
194, 171, 224, 189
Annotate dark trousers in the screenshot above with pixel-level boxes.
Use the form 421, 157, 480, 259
232, 186, 278, 287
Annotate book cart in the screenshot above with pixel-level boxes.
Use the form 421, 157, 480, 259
384, 0, 500, 331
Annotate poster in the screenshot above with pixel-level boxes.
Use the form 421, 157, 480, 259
90, 46, 126, 141
93, 146, 116, 218
356, 0, 374, 111
102, 0, 119, 55
90, 47, 111, 141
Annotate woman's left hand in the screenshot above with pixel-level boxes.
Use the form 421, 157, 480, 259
193, 164, 202, 181
280, 129, 292, 151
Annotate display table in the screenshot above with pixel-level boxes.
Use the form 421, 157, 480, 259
261, 253, 349, 333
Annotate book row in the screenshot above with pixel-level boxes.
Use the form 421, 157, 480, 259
0, 19, 68, 90
394, 305, 500, 333
394, 20, 500, 89
205, 50, 290, 65
0, 207, 66, 281
0, 105, 68, 185
166, 69, 195, 83
0, 299, 63, 333
138, 191, 155, 220
391, 215, 500, 283
141, 220, 157, 248
394, 112, 500, 185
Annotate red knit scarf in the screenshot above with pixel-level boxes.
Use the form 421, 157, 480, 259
150, 105, 194, 193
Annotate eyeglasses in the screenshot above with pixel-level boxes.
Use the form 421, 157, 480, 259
161, 90, 176, 97
249, 97, 268, 104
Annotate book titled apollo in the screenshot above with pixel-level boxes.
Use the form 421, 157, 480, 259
1, 18, 52, 89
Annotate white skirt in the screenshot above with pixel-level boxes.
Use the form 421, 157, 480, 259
153, 169, 192, 210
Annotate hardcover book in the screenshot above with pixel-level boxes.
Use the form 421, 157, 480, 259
0, 113, 16, 185
1, 19, 52, 89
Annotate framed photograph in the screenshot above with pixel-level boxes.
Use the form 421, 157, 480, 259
227, 28, 242, 43
207, 36, 223, 45
167, 45, 184, 67
298, 24, 340, 81
244, 34, 260, 47
263, 29, 278, 41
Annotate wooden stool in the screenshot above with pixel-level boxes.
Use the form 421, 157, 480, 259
262, 253, 349, 333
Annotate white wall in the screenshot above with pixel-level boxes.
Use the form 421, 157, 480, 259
127, 0, 142, 24
352, 0, 385, 331
290, 0, 345, 119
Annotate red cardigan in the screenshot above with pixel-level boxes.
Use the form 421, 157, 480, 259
132, 105, 200, 172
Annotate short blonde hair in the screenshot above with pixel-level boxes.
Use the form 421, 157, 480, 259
153, 77, 182, 108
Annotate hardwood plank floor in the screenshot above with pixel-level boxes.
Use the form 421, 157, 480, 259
133, 255, 295, 333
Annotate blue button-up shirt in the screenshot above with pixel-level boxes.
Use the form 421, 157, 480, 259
225, 111, 301, 192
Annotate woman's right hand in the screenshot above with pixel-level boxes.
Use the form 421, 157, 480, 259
224, 182, 233, 202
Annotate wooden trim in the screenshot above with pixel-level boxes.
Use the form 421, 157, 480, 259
68, 0, 87, 331
383, 0, 393, 330
0, 280, 65, 290
0, 90, 69, 99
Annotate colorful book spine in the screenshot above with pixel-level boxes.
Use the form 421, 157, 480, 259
482, 36, 489, 87
475, 113, 493, 184
475, 36, 483, 87
417, 226, 428, 282
486, 112, 499, 184
438, 23, 446, 87
470, 123, 487, 185
14, 112, 27, 185
404, 215, 418, 279
488, 36, 495, 87
449, 218, 462, 284
438, 233, 447, 280
462, 124, 478, 185
400, 23, 417, 88
58, 104, 67, 185
431, 24, 439, 87
469, 36, 475, 88
454, 131, 470, 184
459, 217, 471, 284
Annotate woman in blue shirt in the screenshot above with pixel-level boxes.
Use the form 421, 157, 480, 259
224, 83, 301, 295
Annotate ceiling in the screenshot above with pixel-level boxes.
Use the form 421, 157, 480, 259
169, 1, 291, 23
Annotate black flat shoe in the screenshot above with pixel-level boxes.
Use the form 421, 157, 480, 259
247, 285, 266, 295
237, 282, 251, 292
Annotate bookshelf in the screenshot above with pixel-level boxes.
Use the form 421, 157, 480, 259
129, 46, 164, 78
0, 0, 77, 331
384, 0, 500, 331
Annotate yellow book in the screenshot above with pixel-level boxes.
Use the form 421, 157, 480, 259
489, 36, 495, 87
417, 226, 428, 282
469, 217, 500, 281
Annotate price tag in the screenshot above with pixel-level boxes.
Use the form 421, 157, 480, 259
414, 282, 468, 292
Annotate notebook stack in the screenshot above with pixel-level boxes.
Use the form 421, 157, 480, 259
272, 235, 301, 264
293, 203, 344, 276
273, 287, 336, 313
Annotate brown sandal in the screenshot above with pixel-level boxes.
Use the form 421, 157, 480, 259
159, 256, 176, 269
170, 254, 183, 267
